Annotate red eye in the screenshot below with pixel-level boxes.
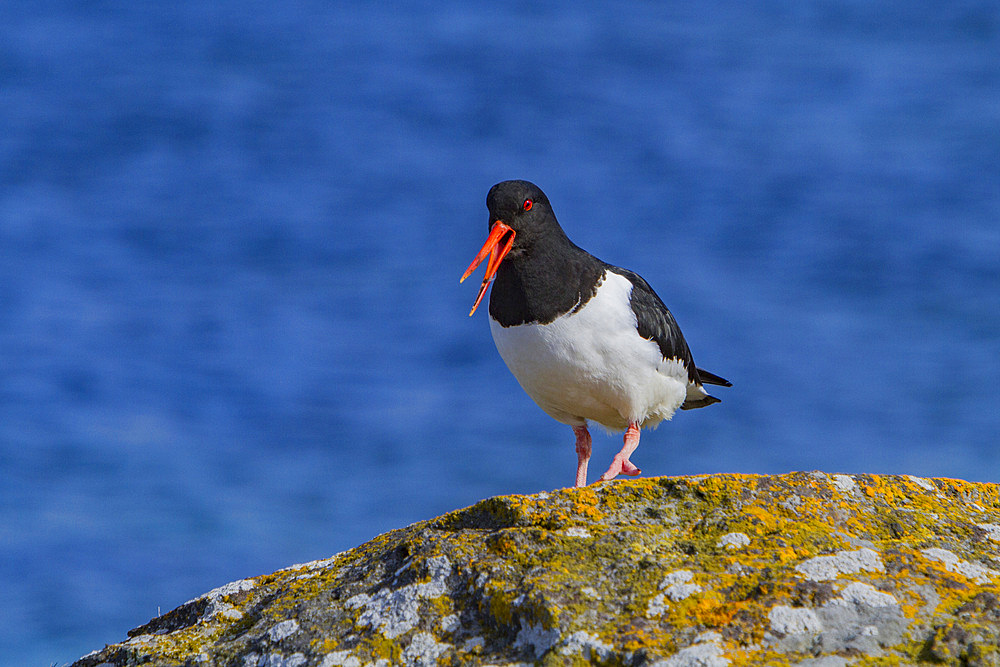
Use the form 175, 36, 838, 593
523, 199, 533, 211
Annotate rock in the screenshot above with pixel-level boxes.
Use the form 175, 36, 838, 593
72, 472, 1000, 666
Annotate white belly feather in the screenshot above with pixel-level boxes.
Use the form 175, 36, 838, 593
489, 271, 690, 431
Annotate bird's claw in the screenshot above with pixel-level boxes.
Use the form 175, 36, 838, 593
597, 456, 641, 482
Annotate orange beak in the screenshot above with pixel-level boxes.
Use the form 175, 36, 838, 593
460, 221, 516, 316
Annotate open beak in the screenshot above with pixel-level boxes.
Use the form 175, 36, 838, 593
460, 221, 516, 316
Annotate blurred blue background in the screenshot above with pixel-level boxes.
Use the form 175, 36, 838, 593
2, 1, 998, 664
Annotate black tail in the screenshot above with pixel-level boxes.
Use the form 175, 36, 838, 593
697, 368, 732, 387
681, 394, 721, 410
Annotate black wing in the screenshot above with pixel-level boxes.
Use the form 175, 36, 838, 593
696, 367, 732, 387
610, 266, 731, 389
610, 267, 697, 374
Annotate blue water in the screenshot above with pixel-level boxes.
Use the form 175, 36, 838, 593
2, 2, 998, 664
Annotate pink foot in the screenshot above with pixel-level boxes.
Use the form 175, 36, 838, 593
596, 422, 642, 483
621, 459, 642, 476
598, 456, 642, 481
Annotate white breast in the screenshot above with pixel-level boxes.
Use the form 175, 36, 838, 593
489, 271, 689, 431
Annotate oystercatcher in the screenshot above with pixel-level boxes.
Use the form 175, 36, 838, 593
461, 180, 731, 488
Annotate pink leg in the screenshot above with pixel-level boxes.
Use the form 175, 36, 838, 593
573, 425, 592, 488
597, 422, 642, 482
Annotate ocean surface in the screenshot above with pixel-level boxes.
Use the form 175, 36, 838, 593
2, 2, 998, 664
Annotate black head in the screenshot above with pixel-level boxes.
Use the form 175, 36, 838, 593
485, 180, 567, 252
462, 180, 570, 316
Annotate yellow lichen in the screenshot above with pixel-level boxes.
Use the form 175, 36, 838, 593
76, 472, 1000, 667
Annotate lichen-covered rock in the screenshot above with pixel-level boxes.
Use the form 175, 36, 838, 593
73, 472, 1000, 666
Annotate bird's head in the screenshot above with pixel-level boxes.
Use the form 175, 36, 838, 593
461, 180, 559, 316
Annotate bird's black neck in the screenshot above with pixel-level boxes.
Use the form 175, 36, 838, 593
489, 236, 605, 327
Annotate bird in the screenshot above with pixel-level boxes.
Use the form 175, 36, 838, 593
461, 180, 731, 488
